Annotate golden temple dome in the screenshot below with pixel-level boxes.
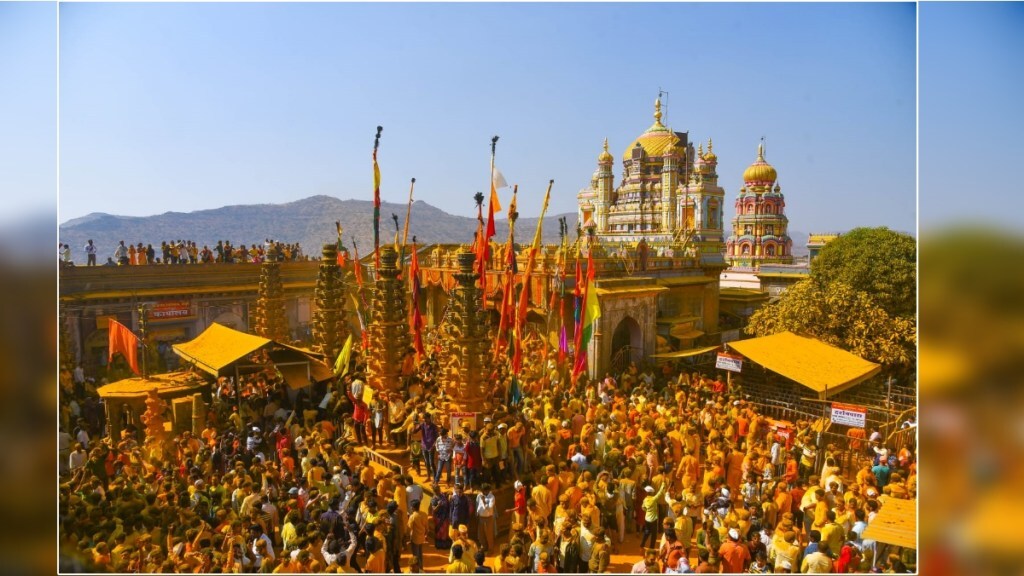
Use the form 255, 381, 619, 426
703, 138, 717, 162
742, 142, 777, 184
622, 98, 680, 161
598, 138, 614, 164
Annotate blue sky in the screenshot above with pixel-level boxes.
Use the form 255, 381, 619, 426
52, 2, 916, 235
0, 2, 56, 226
920, 2, 1024, 230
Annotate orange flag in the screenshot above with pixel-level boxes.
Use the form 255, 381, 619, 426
108, 319, 140, 375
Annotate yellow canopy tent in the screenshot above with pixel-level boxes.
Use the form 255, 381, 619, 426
172, 323, 272, 377
862, 497, 917, 549
726, 331, 881, 399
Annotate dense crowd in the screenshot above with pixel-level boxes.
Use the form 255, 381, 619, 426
63, 239, 307, 267
59, 335, 917, 573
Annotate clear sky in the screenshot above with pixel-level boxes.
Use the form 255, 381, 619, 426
920, 1, 1024, 231
54, 2, 916, 234
0, 2, 56, 226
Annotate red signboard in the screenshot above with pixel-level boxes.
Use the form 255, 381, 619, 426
150, 300, 193, 320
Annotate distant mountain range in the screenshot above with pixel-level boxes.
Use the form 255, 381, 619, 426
58, 195, 578, 264
58, 195, 812, 263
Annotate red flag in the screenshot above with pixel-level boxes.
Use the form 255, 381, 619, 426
108, 319, 140, 375
409, 242, 425, 357
475, 202, 488, 309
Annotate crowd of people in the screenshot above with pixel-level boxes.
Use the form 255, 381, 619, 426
62, 239, 307, 267
59, 335, 917, 573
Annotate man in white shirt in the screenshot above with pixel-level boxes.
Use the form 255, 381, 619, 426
405, 478, 424, 515
68, 442, 88, 473
475, 483, 497, 553
84, 240, 98, 266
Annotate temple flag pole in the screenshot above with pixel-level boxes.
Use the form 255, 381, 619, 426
372, 126, 383, 271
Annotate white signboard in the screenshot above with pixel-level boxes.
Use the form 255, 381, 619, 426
716, 353, 743, 373
831, 403, 867, 428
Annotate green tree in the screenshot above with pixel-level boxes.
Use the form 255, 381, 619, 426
746, 279, 916, 368
811, 227, 916, 319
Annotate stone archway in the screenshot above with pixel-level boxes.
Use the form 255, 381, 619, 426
211, 311, 244, 331
610, 316, 642, 373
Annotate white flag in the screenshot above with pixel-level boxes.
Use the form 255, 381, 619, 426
492, 166, 508, 190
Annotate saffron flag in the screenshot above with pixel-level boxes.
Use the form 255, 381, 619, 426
409, 242, 425, 357
334, 334, 353, 377
512, 181, 552, 374
485, 165, 506, 239
572, 250, 600, 382
108, 319, 140, 375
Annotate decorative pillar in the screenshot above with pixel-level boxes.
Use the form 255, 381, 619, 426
438, 247, 493, 414
365, 246, 409, 394
254, 247, 288, 341
311, 243, 350, 363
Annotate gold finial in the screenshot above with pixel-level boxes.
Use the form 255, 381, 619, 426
654, 98, 662, 123
603, 138, 609, 153
698, 142, 704, 156
757, 141, 765, 161
707, 138, 713, 153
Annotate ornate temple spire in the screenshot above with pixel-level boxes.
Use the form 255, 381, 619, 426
598, 138, 613, 163
653, 97, 663, 124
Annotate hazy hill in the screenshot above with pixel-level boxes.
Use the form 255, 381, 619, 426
59, 195, 578, 263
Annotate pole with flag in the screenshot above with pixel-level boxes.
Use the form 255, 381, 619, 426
493, 185, 518, 361
479, 136, 507, 310
400, 178, 416, 263
391, 213, 401, 272
372, 126, 383, 271
572, 241, 601, 384
409, 236, 425, 358
108, 319, 141, 376
351, 237, 370, 352
473, 191, 486, 297
512, 180, 553, 376
335, 222, 347, 268
333, 334, 354, 377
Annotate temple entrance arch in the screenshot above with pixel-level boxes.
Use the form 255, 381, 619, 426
211, 311, 244, 331
610, 316, 642, 373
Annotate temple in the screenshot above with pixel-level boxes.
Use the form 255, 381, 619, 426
725, 142, 794, 267
577, 98, 726, 257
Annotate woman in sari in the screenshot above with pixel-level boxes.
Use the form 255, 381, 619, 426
430, 486, 452, 549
